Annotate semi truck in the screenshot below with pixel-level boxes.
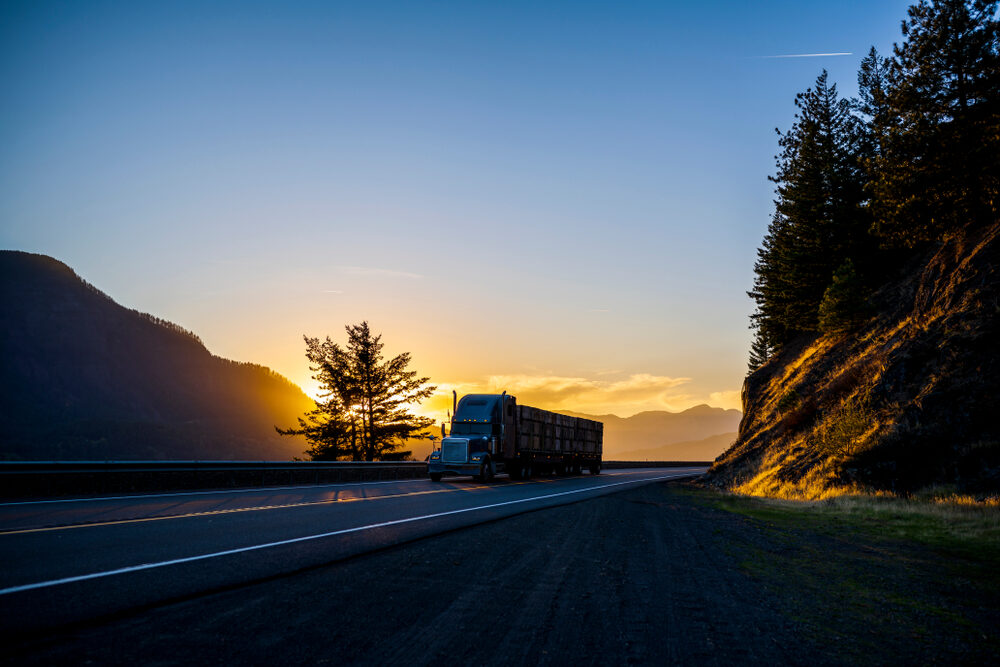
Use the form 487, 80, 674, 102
427, 392, 603, 482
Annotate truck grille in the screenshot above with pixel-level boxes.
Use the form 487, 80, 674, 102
442, 439, 468, 464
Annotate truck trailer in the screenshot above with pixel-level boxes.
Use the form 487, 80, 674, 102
428, 392, 603, 481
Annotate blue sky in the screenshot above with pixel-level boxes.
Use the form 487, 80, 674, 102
1, 1, 914, 416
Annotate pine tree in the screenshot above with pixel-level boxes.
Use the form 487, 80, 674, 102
818, 259, 871, 333
748, 71, 870, 357
854, 47, 893, 163
748, 212, 795, 361
747, 325, 774, 372
870, 0, 1000, 245
277, 322, 436, 461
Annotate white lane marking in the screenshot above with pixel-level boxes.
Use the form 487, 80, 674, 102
0, 468, 667, 508
0, 471, 700, 596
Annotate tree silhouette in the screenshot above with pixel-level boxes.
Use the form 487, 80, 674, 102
869, 0, 1000, 244
277, 322, 436, 461
748, 71, 869, 368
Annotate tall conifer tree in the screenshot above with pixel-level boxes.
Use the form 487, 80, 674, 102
869, 0, 1000, 244
278, 322, 436, 461
748, 71, 869, 366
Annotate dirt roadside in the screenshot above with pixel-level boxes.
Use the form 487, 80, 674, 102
6, 481, 998, 666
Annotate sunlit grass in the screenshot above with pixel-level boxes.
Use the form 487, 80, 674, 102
706, 484, 1000, 563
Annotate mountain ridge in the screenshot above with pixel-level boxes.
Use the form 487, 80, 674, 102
0, 251, 314, 460
615, 432, 737, 462
559, 405, 740, 460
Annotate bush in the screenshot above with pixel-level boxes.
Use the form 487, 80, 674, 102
777, 390, 800, 413
819, 393, 874, 458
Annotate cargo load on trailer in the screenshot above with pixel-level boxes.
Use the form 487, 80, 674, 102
427, 392, 603, 481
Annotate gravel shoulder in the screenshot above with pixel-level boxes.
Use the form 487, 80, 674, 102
6, 480, 998, 666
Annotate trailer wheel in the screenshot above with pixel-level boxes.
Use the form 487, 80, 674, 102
430, 473, 443, 482
508, 463, 522, 481
589, 462, 601, 475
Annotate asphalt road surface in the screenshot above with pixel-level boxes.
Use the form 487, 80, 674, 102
0, 467, 704, 637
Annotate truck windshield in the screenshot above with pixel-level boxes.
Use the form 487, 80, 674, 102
449, 422, 492, 436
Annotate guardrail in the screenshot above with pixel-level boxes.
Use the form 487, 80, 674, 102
0, 461, 427, 499
0, 460, 711, 499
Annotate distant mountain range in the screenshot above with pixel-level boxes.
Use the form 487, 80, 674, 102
614, 432, 737, 462
0, 251, 314, 460
0, 251, 741, 463
561, 406, 741, 460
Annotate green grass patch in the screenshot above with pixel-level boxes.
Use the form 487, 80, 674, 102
703, 488, 1000, 565
673, 482, 1000, 663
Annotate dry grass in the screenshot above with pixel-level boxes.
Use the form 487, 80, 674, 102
730, 443, 859, 500
721, 488, 1000, 555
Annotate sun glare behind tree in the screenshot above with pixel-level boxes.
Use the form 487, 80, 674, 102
276, 321, 436, 461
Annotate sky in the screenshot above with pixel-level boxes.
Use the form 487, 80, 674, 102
0, 0, 915, 419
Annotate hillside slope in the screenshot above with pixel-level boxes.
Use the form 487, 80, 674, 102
0, 251, 314, 460
708, 223, 1000, 498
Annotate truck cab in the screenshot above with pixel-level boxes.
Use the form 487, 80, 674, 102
427, 393, 512, 482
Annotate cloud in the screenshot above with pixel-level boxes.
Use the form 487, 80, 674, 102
338, 266, 423, 279
421, 373, 743, 418
417, 374, 744, 419
758, 52, 852, 59
322, 289, 343, 294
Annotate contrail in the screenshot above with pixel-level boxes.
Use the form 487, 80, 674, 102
758, 52, 852, 59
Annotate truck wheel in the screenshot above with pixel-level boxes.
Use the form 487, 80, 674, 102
589, 462, 601, 475
475, 460, 493, 482
430, 473, 443, 482
508, 463, 522, 481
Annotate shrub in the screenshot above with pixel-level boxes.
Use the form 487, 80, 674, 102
777, 390, 800, 413
819, 393, 874, 458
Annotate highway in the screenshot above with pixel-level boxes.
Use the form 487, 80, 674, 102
0, 467, 705, 636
